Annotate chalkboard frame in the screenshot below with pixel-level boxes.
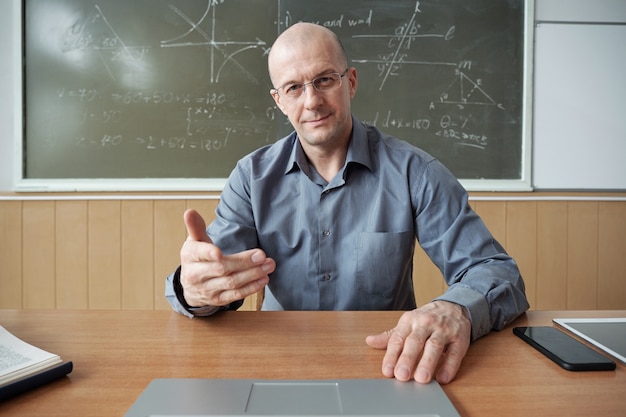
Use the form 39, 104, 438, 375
13, 0, 534, 192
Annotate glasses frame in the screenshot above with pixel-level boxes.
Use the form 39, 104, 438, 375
271, 69, 350, 103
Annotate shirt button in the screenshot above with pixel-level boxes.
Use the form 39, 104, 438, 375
322, 230, 331, 237
322, 274, 331, 281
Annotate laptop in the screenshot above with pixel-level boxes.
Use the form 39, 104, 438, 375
124, 378, 461, 417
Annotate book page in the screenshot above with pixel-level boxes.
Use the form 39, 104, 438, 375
0, 326, 61, 386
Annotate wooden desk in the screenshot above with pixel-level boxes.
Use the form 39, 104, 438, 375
0, 310, 624, 417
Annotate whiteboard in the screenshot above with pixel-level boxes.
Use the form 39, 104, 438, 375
532, 23, 626, 190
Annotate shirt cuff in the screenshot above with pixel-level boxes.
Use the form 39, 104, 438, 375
434, 285, 491, 341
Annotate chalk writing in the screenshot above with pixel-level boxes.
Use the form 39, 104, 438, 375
24, 0, 526, 180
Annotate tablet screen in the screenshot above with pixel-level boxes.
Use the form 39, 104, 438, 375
554, 318, 626, 364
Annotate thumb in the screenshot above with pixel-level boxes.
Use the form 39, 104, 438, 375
183, 209, 212, 243
365, 330, 392, 350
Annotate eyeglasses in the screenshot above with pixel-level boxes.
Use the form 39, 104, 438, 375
271, 69, 349, 103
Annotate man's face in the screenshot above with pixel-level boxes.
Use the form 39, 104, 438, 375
269, 36, 357, 151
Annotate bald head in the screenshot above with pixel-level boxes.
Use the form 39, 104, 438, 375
268, 23, 348, 85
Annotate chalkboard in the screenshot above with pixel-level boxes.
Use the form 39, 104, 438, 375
21, 0, 531, 190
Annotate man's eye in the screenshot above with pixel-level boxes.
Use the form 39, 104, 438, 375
285, 84, 302, 94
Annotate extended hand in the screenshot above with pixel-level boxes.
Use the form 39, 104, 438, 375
179, 209, 275, 307
365, 301, 471, 384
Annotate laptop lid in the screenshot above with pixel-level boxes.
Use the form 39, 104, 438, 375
124, 378, 461, 417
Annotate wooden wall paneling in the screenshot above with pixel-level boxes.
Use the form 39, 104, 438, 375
153, 200, 187, 310
121, 200, 154, 309
253, 290, 264, 311
473, 200, 507, 245
566, 202, 599, 309
185, 199, 219, 225
505, 201, 538, 309
22, 201, 56, 308
2, 196, 625, 311
0, 201, 23, 308
239, 291, 260, 311
597, 202, 626, 309
88, 200, 122, 309
536, 202, 568, 309
55, 200, 89, 309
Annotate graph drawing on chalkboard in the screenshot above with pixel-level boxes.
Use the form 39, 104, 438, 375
16, 0, 533, 191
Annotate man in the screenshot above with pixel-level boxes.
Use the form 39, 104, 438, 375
165, 22, 528, 385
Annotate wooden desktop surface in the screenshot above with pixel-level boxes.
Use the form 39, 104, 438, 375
0, 309, 624, 417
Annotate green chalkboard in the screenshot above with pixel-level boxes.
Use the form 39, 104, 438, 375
23, 0, 530, 186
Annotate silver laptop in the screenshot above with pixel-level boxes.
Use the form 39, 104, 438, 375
124, 378, 461, 417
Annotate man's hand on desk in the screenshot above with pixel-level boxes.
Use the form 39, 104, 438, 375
180, 209, 275, 307
365, 300, 471, 385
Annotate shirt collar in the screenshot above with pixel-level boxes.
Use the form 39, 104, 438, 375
284, 116, 374, 176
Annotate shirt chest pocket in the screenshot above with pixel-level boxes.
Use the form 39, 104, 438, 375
355, 231, 415, 298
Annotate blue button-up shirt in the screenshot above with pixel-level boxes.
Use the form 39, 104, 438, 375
166, 117, 529, 340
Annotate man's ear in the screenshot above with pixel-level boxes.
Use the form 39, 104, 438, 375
347, 67, 358, 99
270, 90, 288, 115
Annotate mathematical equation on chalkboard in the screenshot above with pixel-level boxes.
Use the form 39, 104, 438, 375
24, 0, 526, 180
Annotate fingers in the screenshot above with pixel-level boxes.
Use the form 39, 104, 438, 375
179, 208, 275, 308
218, 249, 275, 278
413, 331, 448, 383
366, 301, 471, 385
184, 209, 212, 243
181, 247, 275, 307
365, 332, 391, 350
387, 328, 420, 381
372, 322, 430, 382
434, 340, 467, 384
202, 257, 274, 305
182, 209, 221, 263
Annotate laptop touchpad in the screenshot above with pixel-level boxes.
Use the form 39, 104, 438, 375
246, 382, 342, 414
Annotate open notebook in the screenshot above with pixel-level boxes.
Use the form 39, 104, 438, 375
0, 325, 73, 401
124, 378, 461, 417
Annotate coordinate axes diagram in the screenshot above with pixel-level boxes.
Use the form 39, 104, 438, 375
67, 1, 270, 85
351, 1, 503, 110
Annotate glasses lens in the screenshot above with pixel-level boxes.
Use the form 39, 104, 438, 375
313, 73, 341, 92
279, 72, 343, 102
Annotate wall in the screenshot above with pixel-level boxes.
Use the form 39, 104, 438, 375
1, 1, 625, 312
3, 0, 626, 191
0, 0, 16, 190
2, 195, 625, 311
532, 0, 626, 189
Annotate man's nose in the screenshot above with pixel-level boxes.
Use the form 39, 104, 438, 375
302, 83, 323, 107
